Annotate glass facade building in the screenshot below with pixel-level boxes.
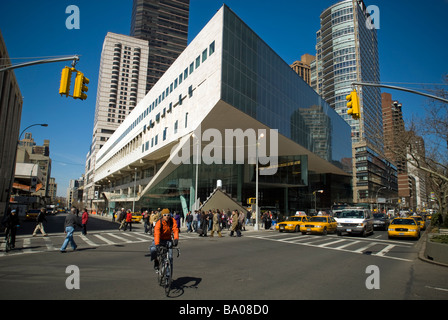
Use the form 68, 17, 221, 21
95, 5, 353, 216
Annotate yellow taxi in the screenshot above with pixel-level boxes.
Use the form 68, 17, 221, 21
25, 209, 40, 221
114, 212, 143, 223
388, 218, 420, 239
276, 215, 309, 233
412, 216, 426, 230
300, 216, 337, 235
131, 213, 143, 223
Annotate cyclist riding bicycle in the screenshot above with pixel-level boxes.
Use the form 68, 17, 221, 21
150, 208, 179, 271
2, 209, 20, 249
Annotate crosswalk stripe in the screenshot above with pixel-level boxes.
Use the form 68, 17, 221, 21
94, 234, 116, 245
353, 242, 379, 253
107, 233, 133, 243
22, 238, 33, 253
374, 244, 395, 257
317, 239, 346, 248
80, 234, 98, 247
44, 237, 56, 251
334, 240, 361, 250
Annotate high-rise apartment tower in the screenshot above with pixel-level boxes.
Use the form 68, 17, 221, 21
131, 0, 190, 93
84, 33, 149, 209
313, 0, 397, 204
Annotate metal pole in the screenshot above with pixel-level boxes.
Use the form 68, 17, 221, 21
133, 168, 137, 213
352, 82, 448, 104
255, 141, 259, 231
0, 55, 80, 73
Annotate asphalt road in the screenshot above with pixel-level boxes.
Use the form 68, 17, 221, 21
1, 214, 447, 305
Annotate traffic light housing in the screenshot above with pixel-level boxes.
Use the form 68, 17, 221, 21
59, 66, 73, 97
346, 90, 360, 120
73, 71, 89, 100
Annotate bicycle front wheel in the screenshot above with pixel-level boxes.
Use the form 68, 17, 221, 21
164, 261, 172, 296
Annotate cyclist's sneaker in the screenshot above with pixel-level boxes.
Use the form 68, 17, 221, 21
154, 260, 159, 273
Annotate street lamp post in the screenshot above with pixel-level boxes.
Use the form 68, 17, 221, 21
255, 133, 265, 231
192, 133, 200, 212
314, 189, 324, 212
19, 123, 48, 141
132, 168, 137, 213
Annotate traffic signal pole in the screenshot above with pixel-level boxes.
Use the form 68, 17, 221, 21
0, 55, 79, 73
352, 81, 448, 104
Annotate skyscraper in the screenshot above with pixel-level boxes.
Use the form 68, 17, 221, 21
83, 33, 149, 209
313, 0, 396, 204
130, 0, 190, 93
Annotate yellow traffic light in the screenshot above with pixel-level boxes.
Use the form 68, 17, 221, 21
73, 71, 89, 100
346, 90, 360, 120
59, 66, 73, 97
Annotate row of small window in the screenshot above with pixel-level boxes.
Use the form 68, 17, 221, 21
96, 41, 215, 164
144, 41, 215, 116
142, 114, 189, 153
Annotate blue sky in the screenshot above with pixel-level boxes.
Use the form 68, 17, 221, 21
1, 0, 447, 197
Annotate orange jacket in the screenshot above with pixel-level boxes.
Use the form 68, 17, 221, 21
154, 218, 179, 245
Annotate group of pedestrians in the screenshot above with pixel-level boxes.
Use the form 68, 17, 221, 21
183, 209, 248, 237
115, 208, 134, 231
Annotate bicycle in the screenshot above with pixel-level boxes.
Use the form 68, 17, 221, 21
156, 241, 180, 296
4, 225, 18, 253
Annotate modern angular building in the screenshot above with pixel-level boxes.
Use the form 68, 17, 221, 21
93, 5, 353, 216
130, 0, 190, 93
313, 0, 397, 204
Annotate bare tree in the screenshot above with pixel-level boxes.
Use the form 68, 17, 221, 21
408, 75, 448, 226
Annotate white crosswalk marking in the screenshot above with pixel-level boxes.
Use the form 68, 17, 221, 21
374, 244, 395, 257
80, 234, 98, 247
107, 233, 133, 243
44, 236, 56, 251
247, 233, 413, 262
94, 234, 116, 245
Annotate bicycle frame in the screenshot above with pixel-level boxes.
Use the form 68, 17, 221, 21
156, 242, 180, 296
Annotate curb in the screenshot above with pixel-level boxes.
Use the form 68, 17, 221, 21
418, 232, 448, 268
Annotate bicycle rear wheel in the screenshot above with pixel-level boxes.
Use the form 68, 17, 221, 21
5, 233, 12, 252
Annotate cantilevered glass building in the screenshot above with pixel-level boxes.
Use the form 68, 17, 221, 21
93, 5, 353, 216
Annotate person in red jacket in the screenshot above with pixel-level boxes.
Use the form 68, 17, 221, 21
81, 208, 89, 235
124, 209, 133, 231
150, 208, 179, 271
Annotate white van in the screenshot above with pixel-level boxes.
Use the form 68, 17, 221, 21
335, 208, 374, 237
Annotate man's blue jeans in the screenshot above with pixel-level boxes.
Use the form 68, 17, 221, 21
61, 226, 77, 251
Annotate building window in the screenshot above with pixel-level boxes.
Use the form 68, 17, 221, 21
202, 49, 208, 62
185, 113, 188, 128
174, 120, 178, 134
209, 41, 215, 55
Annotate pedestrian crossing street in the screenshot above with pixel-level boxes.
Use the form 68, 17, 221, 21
246, 232, 416, 262
0, 230, 201, 258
